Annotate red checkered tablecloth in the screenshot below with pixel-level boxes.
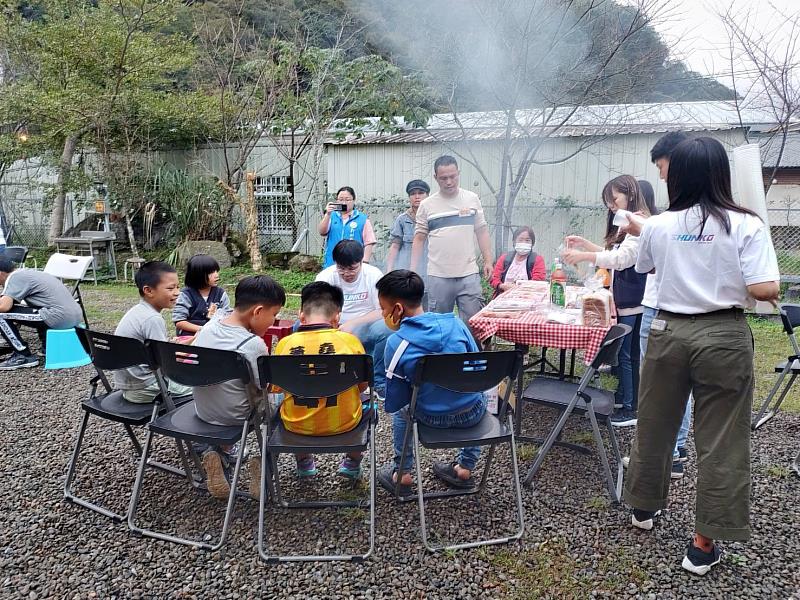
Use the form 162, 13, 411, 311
469, 291, 611, 364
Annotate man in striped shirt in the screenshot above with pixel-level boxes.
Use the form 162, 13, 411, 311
410, 155, 493, 324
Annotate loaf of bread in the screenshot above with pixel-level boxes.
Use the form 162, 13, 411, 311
582, 290, 613, 327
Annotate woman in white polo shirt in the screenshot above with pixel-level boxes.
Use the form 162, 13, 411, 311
623, 137, 779, 576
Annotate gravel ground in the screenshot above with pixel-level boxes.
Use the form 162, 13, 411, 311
1, 287, 799, 599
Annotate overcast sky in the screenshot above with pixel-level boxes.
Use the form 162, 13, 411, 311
646, 0, 800, 88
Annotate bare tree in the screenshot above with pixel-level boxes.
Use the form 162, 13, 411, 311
406, 0, 673, 254
720, 2, 800, 193
266, 16, 428, 242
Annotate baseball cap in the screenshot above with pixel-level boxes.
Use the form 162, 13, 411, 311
405, 179, 430, 195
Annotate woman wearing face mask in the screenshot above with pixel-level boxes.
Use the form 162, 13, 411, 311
489, 226, 546, 297
318, 186, 377, 268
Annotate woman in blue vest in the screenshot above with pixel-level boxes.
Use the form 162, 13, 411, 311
318, 186, 377, 268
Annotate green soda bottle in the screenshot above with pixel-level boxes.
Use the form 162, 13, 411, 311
550, 259, 567, 307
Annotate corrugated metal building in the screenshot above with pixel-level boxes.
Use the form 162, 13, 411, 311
320, 101, 798, 263
328, 101, 781, 208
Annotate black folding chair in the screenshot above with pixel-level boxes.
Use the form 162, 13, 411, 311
392, 350, 525, 552
519, 324, 631, 502
64, 329, 192, 522
257, 354, 377, 563
127, 341, 259, 551
752, 304, 800, 430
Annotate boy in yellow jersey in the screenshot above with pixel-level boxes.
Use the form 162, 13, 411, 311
274, 281, 367, 479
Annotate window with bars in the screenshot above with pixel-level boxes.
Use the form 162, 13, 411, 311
254, 175, 294, 236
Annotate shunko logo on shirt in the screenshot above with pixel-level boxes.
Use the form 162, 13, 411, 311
672, 233, 715, 243
344, 292, 368, 302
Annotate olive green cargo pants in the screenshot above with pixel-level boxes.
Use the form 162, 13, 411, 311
624, 309, 753, 541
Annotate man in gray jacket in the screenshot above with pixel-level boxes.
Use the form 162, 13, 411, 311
0, 257, 83, 369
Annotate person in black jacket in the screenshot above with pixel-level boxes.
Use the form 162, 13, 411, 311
173, 254, 231, 337
562, 175, 651, 427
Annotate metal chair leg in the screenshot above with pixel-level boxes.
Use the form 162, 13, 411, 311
606, 420, 624, 500
523, 394, 581, 487
366, 421, 377, 559
752, 372, 796, 430
213, 422, 249, 551
587, 407, 619, 503
507, 416, 526, 544
792, 447, 800, 477
259, 420, 376, 562
128, 424, 244, 551
257, 422, 275, 562
124, 424, 143, 455
64, 403, 188, 522
63, 412, 127, 522
415, 420, 525, 552
414, 423, 432, 551
127, 430, 162, 540
477, 444, 497, 493
393, 409, 418, 503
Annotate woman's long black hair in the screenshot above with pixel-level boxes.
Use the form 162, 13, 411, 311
602, 175, 649, 248
666, 137, 756, 234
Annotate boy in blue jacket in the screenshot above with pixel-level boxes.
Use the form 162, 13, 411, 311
376, 270, 486, 497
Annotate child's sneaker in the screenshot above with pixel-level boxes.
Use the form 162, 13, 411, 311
202, 450, 231, 500
222, 442, 248, 466
681, 541, 722, 576
337, 456, 363, 480
295, 456, 317, 478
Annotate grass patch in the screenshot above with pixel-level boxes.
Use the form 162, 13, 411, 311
490, 537, 648, 599
727, 552, 748, 566
336, 484, 368, 502
584, 495, 609, 511
517, 444, 539, 462
766, 464, 791, 479
218, 265, 315, 293
566, 431, 595, 446
443, 547, 459, 559
337, 507, 366, 522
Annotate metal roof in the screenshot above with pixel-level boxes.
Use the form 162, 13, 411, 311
760, 134, 800, 168
333, 101, 786, 145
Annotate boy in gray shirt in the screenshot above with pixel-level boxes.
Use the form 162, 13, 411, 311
191, 275, 286, 500
114, 261, 192, 403
0, 257, 83, 370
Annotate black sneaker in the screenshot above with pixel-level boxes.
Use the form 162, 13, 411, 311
682, 541, 722, 575
0, 353, 39, 370
631, 508, 661, 530
611, 409, 637, 428
677, 447, 688, 463
671, 460, 685, 479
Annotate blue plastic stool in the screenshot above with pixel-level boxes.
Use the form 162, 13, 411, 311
45, 328, 91, 369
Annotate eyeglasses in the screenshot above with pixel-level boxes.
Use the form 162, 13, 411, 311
336, 264, 361, 274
